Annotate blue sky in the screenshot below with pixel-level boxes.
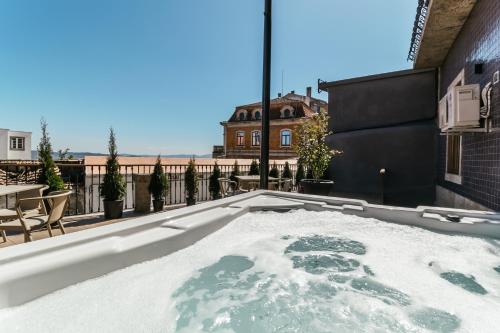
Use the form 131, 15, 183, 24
0, 0, 416, 155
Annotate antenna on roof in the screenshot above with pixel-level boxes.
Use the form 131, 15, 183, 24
281, 70, 284, 97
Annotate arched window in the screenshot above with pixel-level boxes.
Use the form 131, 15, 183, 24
280, 106, 295, 118
251, 131, 261, 146
239, 112, 246, 121
236, 131, 245, 146
280, 129, 291, 147
254, 111, 261, 120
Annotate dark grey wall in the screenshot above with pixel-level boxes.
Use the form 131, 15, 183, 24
328, 69, 437, 133
323, 69, 438, 207
327, 121, 437, 207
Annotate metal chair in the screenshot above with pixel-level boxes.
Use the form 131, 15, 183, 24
280, 179, 292, 192
0, 191, 71, 242
0, 185, 49, 242
218, 178, 248, 198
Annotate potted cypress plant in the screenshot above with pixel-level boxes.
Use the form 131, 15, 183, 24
282, 161, 292, 179
294, 111, 341, 196
37, 119, 65, 192
100, 128, 126, 219
295, 161, 305, 192
249, 159, 260, 176
184, 158, 198, 206
269, 162, 279, 178
229, 160, 240, 191
209, 161, 222, 200
149, 156, 169, 212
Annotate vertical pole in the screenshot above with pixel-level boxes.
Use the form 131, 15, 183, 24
260, 0, 272, 189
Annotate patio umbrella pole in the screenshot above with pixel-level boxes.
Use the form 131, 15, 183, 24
260, 0, 272, 189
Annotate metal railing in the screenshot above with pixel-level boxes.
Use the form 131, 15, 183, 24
1, 161, 297, 216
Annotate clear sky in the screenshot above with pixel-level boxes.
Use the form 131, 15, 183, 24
0, 0, 416, 155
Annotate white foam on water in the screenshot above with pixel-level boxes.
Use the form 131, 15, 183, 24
0, 210, 499, 333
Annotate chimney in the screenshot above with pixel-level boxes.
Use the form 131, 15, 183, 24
306, 87, 312, 97
291, 90, 295, 94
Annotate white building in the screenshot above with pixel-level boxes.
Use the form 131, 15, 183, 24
0, 129, 32, 160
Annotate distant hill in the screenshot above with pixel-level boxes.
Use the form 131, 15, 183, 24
31, 151, 211, 160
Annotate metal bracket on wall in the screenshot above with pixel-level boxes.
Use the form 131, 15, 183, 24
317, 79, 327, 94
440, 119, 498, 136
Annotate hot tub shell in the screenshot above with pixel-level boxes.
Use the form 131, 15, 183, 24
0, 191, 499, 309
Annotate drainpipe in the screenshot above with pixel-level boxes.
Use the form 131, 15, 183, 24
260, 0, 272, 189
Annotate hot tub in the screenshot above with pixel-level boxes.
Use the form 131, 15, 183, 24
0, 191, 499, 332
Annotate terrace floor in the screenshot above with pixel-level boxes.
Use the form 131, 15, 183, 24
0, 204, 185, 249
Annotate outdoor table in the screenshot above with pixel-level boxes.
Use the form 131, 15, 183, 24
235, 176, 279, 191
0, 185, 45, 197
0, 185, 45, 219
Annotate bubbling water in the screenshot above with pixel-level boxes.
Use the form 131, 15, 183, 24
1, 210, 499, 333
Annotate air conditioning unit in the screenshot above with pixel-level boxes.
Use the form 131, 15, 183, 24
438, 84, 480, 132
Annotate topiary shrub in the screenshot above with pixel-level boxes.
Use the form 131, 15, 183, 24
295, 161, 305, 185
149, 156, 169, 210
37, 119, 64, 192
269, 162, 279, 178
100, 128, 126, 202
282, 161, 292, 179
249, 159, 260, 176
185, 158, 199, 206
229, 160, 240, 190
209, 161, 222, 200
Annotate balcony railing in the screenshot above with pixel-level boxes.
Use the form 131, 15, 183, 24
0, 160, 297, 216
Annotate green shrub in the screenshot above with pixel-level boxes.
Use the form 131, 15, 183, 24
282, 161, 292, 179
294, 111, 341, 181
100, 128, 126, 201
209, 161, 222, 200
295, 161, 305, 184
185, 158, 199, 205
269, 162, 279, 178
229, 160, 240, 190
37, 119, 64, 192
149, 156, 169, 201
249, 159, 260, 176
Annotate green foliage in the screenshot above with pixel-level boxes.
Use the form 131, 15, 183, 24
295, 161, 305, 184
249, 159, 260, 176
209, 161, 222, 200
37, 119, 65, 192
306, 167, 313, 179
230, 160, 240, 182
149, 156, 169, 201
229, 160, 240, 191
57, 148, 74, 160
269, 162, 279, 178
100, 128, 126, 201
282, 161, 292, 179
184, 158, 199, 205
294, 111, 342, 181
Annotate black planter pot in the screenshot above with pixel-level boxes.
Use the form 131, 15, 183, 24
152, 199, 164, 212
186, 197, 196, 206
299, 179, 334, 196
103, 200, 124, 219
